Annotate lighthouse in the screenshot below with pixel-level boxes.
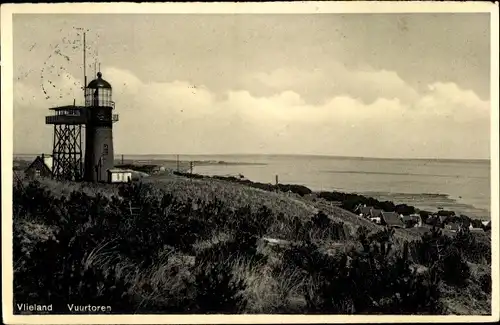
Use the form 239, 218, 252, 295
83, 71, 119, 182
44, 31, 119, 183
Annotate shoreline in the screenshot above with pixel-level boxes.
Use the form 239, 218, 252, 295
170, 171, 491, 228
186, 168, 490, 221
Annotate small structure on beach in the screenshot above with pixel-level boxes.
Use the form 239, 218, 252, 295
381, 211, 405, 228
25, 154, 53, 179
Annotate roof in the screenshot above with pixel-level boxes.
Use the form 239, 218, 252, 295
402, 215, 412, 222
48, 105, 86, 111
25, 155, 52, 173
359, 206, 373, 215
107, 168, 134, 173
382, 211, 405, 227
402, 214, 420, 222
370, 208, 383, 218
87, 72, 112, 89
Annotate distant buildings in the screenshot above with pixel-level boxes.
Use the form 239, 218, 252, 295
354, 203, 490, 233
355, 204, 423, 229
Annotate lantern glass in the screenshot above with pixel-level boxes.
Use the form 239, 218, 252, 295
85, 88, 113, 107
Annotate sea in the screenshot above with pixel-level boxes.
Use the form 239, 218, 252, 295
185, 154, 490, 220
14, 153, 491, 220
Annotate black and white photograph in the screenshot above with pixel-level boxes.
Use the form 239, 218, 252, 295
2, 2, 499, 323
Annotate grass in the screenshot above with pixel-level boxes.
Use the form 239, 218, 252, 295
12, 173, 492, 315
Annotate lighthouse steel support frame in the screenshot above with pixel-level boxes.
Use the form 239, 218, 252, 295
51, 124, 84, 181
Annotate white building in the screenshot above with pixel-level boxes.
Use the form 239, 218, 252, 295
107, 168, 133, 183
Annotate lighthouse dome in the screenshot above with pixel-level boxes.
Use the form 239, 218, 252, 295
87, 72, 112, 89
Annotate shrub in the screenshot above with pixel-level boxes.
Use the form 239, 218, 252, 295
282, 228, 443, 314
415, 227, 471, 287
440, 245, 470, 287
449, 227, 490, 264
189, 261, 247, 313
14, 234, 135, 313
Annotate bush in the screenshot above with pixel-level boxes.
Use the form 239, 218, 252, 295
394, 204, 416, 216
282, 228, 443, 314
14, 233, 135, 313
440, 246, 470, 287
189, 262, 247, 313
415, 227, 472, 287
453, 227, 491, 264
419, 211, 431, 223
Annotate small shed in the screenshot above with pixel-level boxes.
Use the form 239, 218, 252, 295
381, 211, 405, 228
25, 154, 52, 179
107, 168, 133, 183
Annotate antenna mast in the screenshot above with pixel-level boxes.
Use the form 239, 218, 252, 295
83, 31, 87, 94
96, 33, 100, 73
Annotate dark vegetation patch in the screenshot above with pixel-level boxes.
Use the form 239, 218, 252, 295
13, 180, 491, 314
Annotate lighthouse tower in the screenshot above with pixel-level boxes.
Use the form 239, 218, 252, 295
83, 71, 119, 182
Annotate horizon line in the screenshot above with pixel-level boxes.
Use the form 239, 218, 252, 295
13, 152, 491, 162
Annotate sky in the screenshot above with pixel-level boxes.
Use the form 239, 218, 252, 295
12, 13, 491, 159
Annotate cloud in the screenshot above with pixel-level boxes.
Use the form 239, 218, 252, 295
245, 62, 420, 106
13, 66, 490, 159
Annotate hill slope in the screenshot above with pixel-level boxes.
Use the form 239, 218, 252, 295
13, 175, 492, 315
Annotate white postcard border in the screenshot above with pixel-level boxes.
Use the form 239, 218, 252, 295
2, 2, 499, 324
